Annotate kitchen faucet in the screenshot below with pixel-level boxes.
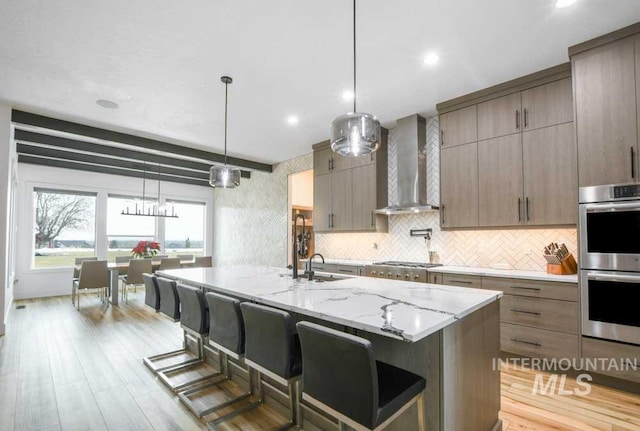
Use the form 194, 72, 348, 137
292, 214, 306, 279
305, 253, 325, 281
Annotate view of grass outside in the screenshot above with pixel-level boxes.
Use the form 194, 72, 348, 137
32, 193, 206, 268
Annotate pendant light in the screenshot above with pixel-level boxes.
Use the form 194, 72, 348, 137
209, 76, 241, 188
330, 0, 381, 157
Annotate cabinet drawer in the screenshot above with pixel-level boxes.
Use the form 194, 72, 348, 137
311, 263, 338, 273
335, 265, 360, 276
442, 273, 482, 289
582, 337, 640, 383
501, 323, 579, 359
428, 272, 442, 284
500, 295, 578, 334
482, 277, 578, 302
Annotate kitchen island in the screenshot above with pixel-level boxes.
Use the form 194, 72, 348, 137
159, 266, 503, 431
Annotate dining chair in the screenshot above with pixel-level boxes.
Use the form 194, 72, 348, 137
194, 256, 213, 268
177, 254, 194, 261
72, 256, 98, 305
120, 258, 152, 302
115, 255, 131, 263
72, 260, 109, 310
152, 254, 168, 263
160, 257, 181, 270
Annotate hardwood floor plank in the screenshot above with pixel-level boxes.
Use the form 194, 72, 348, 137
94, 385, 155, 431
54, 380, 109, 431
14, 354, 59, 431
134, 389, 207, 431
0, 372, 18, 431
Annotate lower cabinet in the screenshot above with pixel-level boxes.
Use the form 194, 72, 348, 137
582, 337, 640, 383
501, 323, 579, 360
442, 273, 482, 289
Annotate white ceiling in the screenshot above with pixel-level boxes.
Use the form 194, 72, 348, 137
1, 0, 640, 165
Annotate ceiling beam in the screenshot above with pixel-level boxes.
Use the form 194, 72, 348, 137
12, 109, 273, 172
18, 155, 211, 187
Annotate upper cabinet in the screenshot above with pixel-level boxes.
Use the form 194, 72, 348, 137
312, 131, 388, 233
437, 63, 577, 228
440, 105, 477, 148
477, 92, 522, 140
571, 35, 639, 187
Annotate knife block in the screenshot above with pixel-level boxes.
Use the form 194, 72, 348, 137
546, 254, 577, 275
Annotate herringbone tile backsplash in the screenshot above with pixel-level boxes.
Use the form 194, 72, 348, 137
316, 115, 577, 271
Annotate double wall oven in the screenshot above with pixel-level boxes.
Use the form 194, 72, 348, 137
580, 183, 640, 345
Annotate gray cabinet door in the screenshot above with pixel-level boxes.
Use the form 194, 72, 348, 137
351, 152, 376, 168
330, 169, 353, 231
313, 174, 332, 232
478, 134, 524, 227
440, 105, 478, 148
331, 153, 353, 172
351, 164, 377, 231
521, 78, 573, 131
523, 122, 577, 225
477, 93, 522, 140
440, 142, 479, 228
314, 147, 333, 176
574, 37, 638, 186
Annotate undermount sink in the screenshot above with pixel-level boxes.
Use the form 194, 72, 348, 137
310, 275, 346, 283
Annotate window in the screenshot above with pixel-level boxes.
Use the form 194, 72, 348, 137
107, 195, 157, 261
165, 200, 205, 257
33, 189, 97, 268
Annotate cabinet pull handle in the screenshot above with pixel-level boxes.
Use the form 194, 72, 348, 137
526, 197, 530, 222
510, 286, 541, 291
441, 204, 446, 225
515, 110, 520, 130
370, 152, 374, 162
441, 129, 445, 147
338, 269, 353, 273
331, 214, 335, 228
450, 279, 473, 284
518, 197, 522, 222
510, 309, 541, 316
524, 108, 528, 129
510, 338, 541, 347
371, 210, 375, 227
328, 214, 331, 228
328, 159, 331, 171
631, 147, 636, 179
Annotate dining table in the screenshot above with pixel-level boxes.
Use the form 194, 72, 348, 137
75, 259, 196, 305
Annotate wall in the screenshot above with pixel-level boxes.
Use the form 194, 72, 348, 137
315, 116, 578, 272
212, 153, 312, 267
0, 104, 14, 334
14, 163, 214, 299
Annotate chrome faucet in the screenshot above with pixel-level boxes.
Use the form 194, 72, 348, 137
292, 214, 306, 279
305, 253, 325, 281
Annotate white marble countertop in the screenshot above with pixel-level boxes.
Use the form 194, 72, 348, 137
428, 265, 578, 283
158, 265, 502, 342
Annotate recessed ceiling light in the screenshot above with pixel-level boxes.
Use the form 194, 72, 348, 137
287, 115, 299, 125
342, 90, 354, 101
423, 52, 439, 66
555, 0, 578, 8
96, 99, 119, 109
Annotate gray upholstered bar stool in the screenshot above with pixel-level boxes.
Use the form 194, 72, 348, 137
157, 284, 221, 392
142, 273, 160, 311
178, 292, 252, 418
296, 322, 427, 431
208, 302, 302, 430
144, 277, 199, 373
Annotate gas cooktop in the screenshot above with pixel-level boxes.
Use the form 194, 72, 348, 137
372, 261, 442, 269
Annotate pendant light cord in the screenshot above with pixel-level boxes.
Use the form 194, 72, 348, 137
353, 0, 357, 113
224, 80, 229, 166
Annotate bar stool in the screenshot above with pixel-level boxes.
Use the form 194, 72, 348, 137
178, 292, 252, 418
157, 284, 221, 392
296, 321, 426, 431
143, 278, 199, 373
142, 273, 160, 311
208, 302, 302, 430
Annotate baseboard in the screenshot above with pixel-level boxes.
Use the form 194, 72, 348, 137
491, 419, 503, 431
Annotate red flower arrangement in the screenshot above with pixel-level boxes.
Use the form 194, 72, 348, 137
132, 240, 161, 258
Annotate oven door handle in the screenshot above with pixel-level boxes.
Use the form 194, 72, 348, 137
584, 202, 640, 213
586, 273, 640, 283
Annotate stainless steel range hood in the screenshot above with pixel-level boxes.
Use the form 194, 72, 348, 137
375, 114, 439, 215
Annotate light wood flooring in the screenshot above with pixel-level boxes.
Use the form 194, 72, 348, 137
0, 293, 639, 431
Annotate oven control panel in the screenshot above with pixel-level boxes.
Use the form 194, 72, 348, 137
613, 184, 640, 199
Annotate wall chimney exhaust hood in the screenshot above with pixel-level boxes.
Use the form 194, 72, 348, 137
375, 114, 439, 215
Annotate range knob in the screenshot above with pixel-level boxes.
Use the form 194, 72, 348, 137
414, 274, 420, 280
371, 271, 377, 276
405, 274, 410, 280
396, 273, 401, 279
387, 272, 393, 277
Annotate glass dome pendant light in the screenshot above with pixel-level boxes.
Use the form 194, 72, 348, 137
330, 0, 381, 157
209, 76, 241, 188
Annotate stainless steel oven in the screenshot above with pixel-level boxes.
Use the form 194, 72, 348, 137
579, 183, 640, 272
581, 270, 640, 345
